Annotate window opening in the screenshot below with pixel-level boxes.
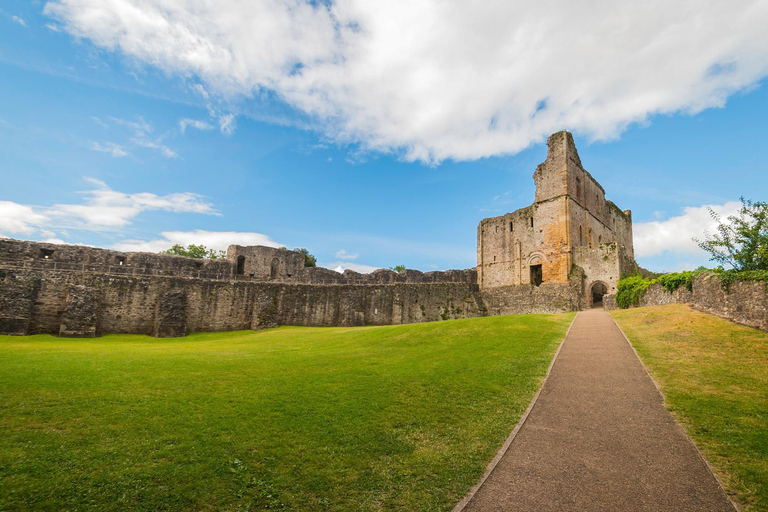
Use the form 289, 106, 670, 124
530, 264, 543, 286
510, 221, 514, 232
530, 217, 534, 228
270, 257, 280, 279
236, 256, 246, 275
579, 226, 583, 246
40, 248, 54, 259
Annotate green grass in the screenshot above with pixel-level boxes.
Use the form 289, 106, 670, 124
0, 314, 573, 511
611, 305, 768, 511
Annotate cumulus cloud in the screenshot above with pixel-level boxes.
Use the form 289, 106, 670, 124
0, 201, 49, 235
334, 249, 358, 260
0, 179, 218, 243
112, 230, 282, 253
633, 201, 742, 258
179, 118, 214, 133
49, 178, 216, 228
91, 141, 128, 157
45, 0, 768, 162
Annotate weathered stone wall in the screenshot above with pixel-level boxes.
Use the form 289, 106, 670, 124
0, 252, 485, 337
604, 274, 768, 331
481, 280, 583, 315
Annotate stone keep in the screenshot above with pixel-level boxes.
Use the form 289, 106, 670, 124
477, 131, 637, 306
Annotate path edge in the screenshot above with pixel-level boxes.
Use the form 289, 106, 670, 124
610, 312, 741, 512
451, 312, 579, 512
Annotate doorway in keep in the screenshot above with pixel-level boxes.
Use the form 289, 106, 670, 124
236, 256, 245, 275
591, 282, 608, 308
530, 264, 543, 286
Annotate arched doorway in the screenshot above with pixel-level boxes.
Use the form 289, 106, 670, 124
590, 281, 608, 308
270, 257, 280, 279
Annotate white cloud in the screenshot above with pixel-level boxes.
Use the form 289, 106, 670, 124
0, 201, 49, 235
11, 15, 27, 27
91, 116, 109, 128
335, 249, 358, 260
104, 115, 178, 158
218, 114, 236, 136
0, 179, 218, 243
326, 261, 381, 274
179, 118, 214, 133
45, 0, 768, 163
91, 141, 129, 157
112, 230, 282, 253
133, 139, 177, 159
48, 178, 216, 228
633, 201, 742, 258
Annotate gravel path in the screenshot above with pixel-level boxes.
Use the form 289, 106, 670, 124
458, 309, 736, 512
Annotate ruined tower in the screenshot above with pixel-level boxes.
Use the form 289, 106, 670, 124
477, 131, 637, 307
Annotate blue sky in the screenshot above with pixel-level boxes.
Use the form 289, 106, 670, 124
1, 1, 767, 273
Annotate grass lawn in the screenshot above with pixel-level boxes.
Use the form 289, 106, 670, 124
0, 313, 573, 511
610, 305, 768, 512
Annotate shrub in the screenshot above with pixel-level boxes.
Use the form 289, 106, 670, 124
616, 274, 655, 309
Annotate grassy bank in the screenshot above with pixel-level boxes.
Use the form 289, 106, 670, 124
611, 305, 768, 511
0, 314, 573, 511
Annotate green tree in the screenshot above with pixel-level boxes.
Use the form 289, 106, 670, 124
390, 265, 406, 272
696, 197, 768, 271
294, 248, 317, 267
161, 244, 225, 259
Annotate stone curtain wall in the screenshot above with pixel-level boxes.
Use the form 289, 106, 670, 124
0, 238, 587, 338
0, 267, 485, 337
604, 273, 768, 331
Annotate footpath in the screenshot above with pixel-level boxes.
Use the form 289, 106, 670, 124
459, 309, 736, 512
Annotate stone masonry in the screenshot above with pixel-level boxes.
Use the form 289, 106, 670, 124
0, 131, 641, 337
478, 131, 638, 310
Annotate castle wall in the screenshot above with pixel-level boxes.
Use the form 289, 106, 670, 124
0, 239, 485, 337
478, 197, 571, 288
0, 268, 484, 336
604, 274, 768, 332
478, 130, 635, 293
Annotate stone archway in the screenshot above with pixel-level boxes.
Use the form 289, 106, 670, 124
590, 281, 609, 308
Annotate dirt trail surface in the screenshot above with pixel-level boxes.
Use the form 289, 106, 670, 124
460, 309, 735, 512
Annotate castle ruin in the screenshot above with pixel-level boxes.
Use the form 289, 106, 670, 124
478, 131, 637, 311
0, 131, 638, 337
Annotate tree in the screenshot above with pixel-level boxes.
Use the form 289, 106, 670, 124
696, 197, 768, 271
161, 244, 225, 259
390, 265, 406, 272
294, 248, 317, 267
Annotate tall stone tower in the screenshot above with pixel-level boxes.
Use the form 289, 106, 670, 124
477, 131, 637, 307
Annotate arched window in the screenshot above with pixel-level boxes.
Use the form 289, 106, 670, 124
270, 257, 280, 279
579, 226, 583, 246
236, 256, 245, 275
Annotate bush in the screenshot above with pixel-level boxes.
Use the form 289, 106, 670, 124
616, 275, 655, 309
